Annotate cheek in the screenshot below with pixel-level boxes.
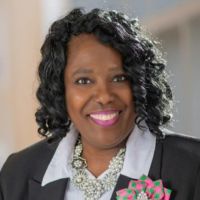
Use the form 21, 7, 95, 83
65, 87, 87, 118
117, 87, 134, 106
119, 88, 135, 117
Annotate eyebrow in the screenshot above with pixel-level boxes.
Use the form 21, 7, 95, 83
72, 68, 93, 77
72, 66, 124, 77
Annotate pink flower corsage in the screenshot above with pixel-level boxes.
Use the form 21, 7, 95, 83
116, 175, 172, 200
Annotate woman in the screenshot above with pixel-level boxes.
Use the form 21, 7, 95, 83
0, 8, 200, 200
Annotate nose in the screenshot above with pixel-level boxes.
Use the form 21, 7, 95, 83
94, 83, 115, 105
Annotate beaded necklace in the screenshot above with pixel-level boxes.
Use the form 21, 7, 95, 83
71, 139, 126, 200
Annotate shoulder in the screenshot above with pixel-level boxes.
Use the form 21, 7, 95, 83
0, 137, 62, 199
162, 131, 200, 158
155, 131, 200, 197
159, 131, 200, 178
2, 136, 60, 168
0, 136, 61, 183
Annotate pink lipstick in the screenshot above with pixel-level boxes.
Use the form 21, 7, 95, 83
89, 110, 120, 127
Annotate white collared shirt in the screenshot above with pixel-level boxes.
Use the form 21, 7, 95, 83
42, 124, 156, 199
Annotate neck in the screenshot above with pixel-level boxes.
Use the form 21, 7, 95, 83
81, 140, 126, 177
71, 137, 126, 200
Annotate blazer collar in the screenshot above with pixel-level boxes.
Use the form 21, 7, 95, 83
28, 136, 69, 200
28, 178, 68, 200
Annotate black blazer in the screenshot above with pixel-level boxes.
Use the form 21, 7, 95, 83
0, 133, 200, 200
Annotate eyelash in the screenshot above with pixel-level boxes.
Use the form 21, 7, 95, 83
75, 78, 92, 85
75, 74, 128, 85
112, 74, 128, 82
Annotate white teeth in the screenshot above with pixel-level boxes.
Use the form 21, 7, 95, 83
90, 112, 119, 121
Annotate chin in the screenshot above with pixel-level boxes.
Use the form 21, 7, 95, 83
93, 134, 127, 149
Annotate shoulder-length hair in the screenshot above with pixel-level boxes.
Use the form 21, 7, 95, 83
35, 8, 173, 138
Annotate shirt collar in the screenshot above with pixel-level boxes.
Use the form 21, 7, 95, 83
121, 125, 156, 179
41, 124, 78, 186
41, 124, 156, 186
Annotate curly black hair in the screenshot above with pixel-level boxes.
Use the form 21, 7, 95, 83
35, 8, 173, 138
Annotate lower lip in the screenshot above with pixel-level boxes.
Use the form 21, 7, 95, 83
89, 113, 120, 127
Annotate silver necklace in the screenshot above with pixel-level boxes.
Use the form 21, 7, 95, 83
71, 139, 126, 200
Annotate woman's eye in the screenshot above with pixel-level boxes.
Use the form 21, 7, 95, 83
75, 78, 92, 85
113, 75, 128, 82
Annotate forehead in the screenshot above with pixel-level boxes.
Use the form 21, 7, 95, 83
67, 33, 116, 54
66, 33, 123, 72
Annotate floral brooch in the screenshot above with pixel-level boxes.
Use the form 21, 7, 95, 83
116, 175, 172, 200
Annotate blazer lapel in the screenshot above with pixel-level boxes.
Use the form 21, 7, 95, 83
28, 178, 68, 200
27, 136, 66, 200
110, 138, 164, 200
148, 138, 163, 180
110, 174, 134, 200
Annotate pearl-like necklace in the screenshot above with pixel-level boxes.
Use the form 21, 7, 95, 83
71, 139, 126, 200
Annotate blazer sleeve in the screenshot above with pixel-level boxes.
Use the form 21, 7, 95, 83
0, 168, 4, 200
0, 184, 3, 200
194, 165, 200, 200
0, 154, 15, 200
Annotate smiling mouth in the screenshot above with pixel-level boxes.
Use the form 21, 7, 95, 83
89, 110, 121, 127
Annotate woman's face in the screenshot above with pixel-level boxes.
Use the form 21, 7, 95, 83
65, 34, 136, 149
